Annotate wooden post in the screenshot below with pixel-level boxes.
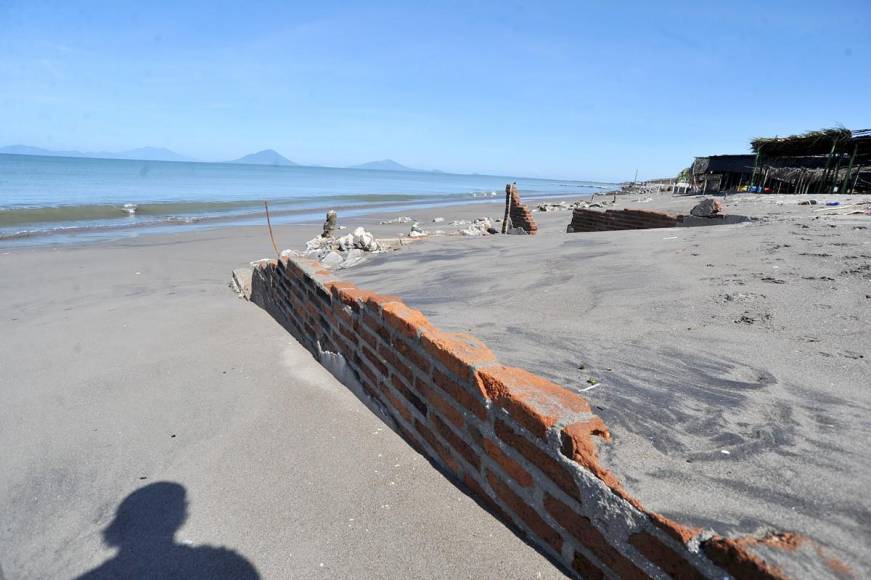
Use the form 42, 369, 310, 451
830, 154, 843, 193
841, 143, 859, 194
501, 182, 514, 234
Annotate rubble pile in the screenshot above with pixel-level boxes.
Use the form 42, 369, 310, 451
302, 211, 383, 270
690, 198, 725, 218
460, 217, 497, 236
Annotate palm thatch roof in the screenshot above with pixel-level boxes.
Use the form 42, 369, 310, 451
751, 127, 870, 156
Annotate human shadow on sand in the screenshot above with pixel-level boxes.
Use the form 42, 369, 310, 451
76, 481, 259, 580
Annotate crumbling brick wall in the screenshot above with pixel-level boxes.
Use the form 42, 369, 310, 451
508, 189, 538, 234
567, 208, 682, 233
247, 255, 832, 579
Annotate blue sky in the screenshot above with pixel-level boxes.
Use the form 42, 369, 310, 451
1, 1, 868, 181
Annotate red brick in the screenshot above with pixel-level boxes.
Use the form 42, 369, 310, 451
378, 344, 412, 380
572, 551, 605, 580
431, 414, 480, 470
381, 302, 432, 339
415, 419, 460, 474
338, 322, 357, 345
361, 345, 388, 376
647, 512, 701, 545
356, 355, 379, 386
414, 377, 464, 428
494, 419, 577, 498
419, 329, 496, 383
336, 286, 379, 312
463, 473, 513, 525
544, 494, 647, 578
364, 293, 403, 313
486, 470, 563, 553
701, 537, 788, 580
483, 438, 533, 487
391, 374, 427, 416
381, 386, 413, 423
476, 365, 590, 439
393, 337, 432, 375
433, 368, 487, 421
560, 419, 625, 493
628, 532, 704, 580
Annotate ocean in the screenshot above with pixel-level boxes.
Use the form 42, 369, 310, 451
0, 154, 612, 245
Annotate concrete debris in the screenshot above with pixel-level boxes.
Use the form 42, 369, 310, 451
690, 198, 725, 218
337, 227, 380, 252
302, 223, 382, 270
320, 251, 344, 269
460, 217, 495, 236
379, 216, 414, 225
409, 222, 428, 238
536, 200, 608, 213
231, 268, 253, 300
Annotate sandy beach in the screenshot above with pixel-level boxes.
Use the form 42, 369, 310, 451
339, 192, 871, 574
2, 191, 870, 577
0, 218, 563, 579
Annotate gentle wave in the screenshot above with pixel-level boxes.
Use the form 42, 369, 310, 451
0, 194, 438, 227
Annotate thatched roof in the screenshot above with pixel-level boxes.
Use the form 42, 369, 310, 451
751, 127, 870, 156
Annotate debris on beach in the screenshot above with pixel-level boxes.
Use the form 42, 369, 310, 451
690, 198, 725, 218
301, 211, 382, 269
336, 227, 380, 252
460, 217, 495, 236
379, 216, 414, 225
409, 222, 427, 238
535, 200, 602, 212
432, 217, 444, 223
322, 209, 337, 238
502, 183, 538, 234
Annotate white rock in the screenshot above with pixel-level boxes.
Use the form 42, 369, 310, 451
320, 251, 344, 268
432, 217, 444, 223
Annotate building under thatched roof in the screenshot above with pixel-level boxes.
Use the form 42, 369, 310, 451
689, 128, 870, 194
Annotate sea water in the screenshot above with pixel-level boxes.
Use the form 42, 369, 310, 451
0, 154, 611, 245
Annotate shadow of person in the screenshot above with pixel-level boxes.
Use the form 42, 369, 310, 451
76, 481, 259, 580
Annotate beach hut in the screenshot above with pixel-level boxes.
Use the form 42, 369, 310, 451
690, 154, 756, 193
750, 128, 871, 193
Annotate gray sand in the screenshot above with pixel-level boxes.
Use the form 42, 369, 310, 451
340, 193, 871, 574
2, 193, 869, 577
0, 226, 562, 579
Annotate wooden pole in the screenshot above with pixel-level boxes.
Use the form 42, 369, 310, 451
264, 201, 280, 257
840, 143, 858, 194
501, 183, 514, 234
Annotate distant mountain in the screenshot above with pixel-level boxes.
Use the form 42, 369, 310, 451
349, 159, 417, 172
0, 144, 195, 162
0, 145, 83, 157
229, 149, 296, 166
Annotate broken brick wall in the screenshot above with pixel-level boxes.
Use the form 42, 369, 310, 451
567, 208, 682, 233
247, 254, 823, 579
508, 190, 538, 234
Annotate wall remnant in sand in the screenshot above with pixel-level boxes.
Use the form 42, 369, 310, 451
506, 184, 538, 234
567, 208, 683, 232
246, 254, 839, 579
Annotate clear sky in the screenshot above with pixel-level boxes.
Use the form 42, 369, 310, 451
1, 1, 868, 181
